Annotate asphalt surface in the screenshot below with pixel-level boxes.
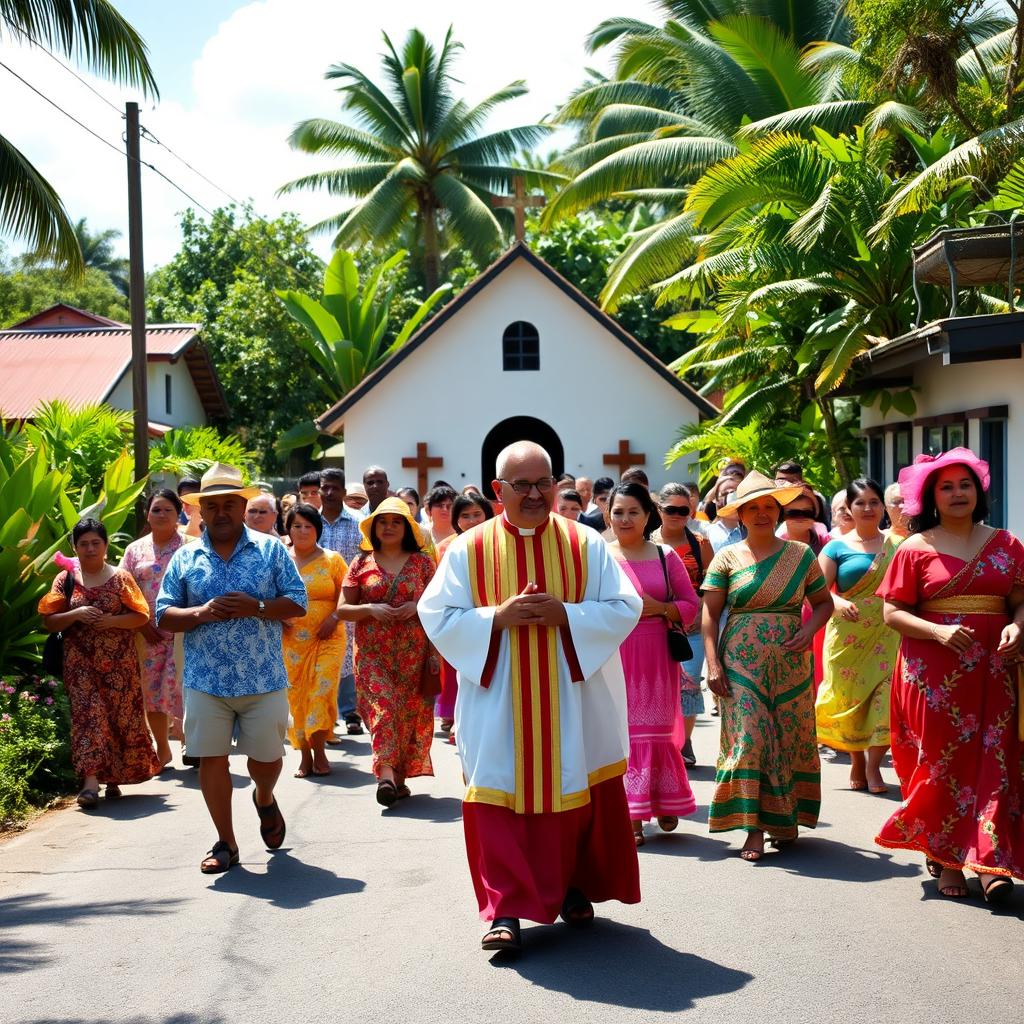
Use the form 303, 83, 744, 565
2, 707, 1022, 1024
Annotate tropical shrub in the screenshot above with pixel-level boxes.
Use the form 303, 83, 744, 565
0, 674, 75, 829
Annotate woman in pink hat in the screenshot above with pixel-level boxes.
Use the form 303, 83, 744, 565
875, 448, 1024, 904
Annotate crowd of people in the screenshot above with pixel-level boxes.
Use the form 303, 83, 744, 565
37, 441, 1024, 949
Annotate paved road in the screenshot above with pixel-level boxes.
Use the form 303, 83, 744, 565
2, 710, 1022, 1024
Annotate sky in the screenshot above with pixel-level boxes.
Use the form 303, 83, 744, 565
0, 0, 659, 269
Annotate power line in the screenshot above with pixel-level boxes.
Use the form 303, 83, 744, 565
0, 58, 215, 216
139, 126, 244, 207
32, 42, 124, 116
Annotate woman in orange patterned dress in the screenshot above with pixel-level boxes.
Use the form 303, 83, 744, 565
338, 497, 436, 807
39, 518, 160, 809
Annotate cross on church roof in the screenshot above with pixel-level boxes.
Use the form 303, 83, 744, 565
491, 175, 546, 243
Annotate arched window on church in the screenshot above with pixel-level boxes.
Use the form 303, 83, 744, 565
502, 321, 540, 371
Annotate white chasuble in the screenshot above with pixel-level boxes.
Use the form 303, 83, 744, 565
418, 514, 641, 813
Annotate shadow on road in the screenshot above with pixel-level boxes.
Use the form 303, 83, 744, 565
0, 894, 184, 973
207, 849, 365, 908
638, 831, 734, 862
384, 795, 463, 823
492, 919, 753, 1010
96, 793, 174, 820
23, 1016, 224, 1024
295, 766, 373, 790
170, 769, 252, 791
750, 836, 921, 882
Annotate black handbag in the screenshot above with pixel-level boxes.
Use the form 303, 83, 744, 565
656, 546, 693, 662
41, 570, 75, 679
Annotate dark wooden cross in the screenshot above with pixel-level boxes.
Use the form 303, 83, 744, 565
491, 175, 546, 243
402, 442, 444, 497
603, 439, 646, 478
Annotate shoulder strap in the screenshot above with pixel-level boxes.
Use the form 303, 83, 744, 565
656, 544, 674, 601
684, 528, 704, 583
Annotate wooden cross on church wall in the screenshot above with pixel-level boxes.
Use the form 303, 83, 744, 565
492, 175, 546, 242
402, 442, 443, 497
603, 439, 646, 478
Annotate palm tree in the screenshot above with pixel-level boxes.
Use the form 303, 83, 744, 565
74, 218, 129, 293
543, 1, 854, 310
278, 27, 560, 291
0, 1, 158, 276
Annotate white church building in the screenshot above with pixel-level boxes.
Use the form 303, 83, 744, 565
318, 243, 716, 496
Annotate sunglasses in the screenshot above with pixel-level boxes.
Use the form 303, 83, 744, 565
660, 506, 691, 517
784, 509, 816, 520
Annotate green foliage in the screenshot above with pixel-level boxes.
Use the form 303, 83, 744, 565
0, 248, 129, 326
149, 426, 260, 481
0, 674, 75, 829
278, 27, 559, 290
0, 0, 157, 275
146, 206, 326, 466
0, 423, 147, 678
275, 248, 451, 453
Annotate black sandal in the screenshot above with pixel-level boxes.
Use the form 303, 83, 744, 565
983, 876, 1014, 906
376, 779, 399, 807
200, 841, 239, 874
925, 859, 943, 879
481, 917, 521, 952
560, 888, 595, 928
252, 791, 286, 849
76, 788, 99, 810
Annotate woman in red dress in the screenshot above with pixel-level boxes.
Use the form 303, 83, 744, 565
338, 497, 436, 807
876, 448, 1024, 904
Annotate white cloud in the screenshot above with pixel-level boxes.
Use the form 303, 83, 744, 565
0, 0, 657, 269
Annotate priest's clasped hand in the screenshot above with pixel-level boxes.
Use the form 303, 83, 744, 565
493, 582, 569, 629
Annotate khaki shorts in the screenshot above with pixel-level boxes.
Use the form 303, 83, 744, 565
183, 688, 288, 762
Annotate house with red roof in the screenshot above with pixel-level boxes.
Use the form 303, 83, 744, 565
0, 304, 227, 433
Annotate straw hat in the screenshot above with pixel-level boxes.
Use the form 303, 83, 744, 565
897, 447, 990, 517
180, 463, 261, 506
717, 471, 804, 518
358, 496, 427, 552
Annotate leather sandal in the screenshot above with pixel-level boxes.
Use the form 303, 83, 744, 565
658, 816, 679, 832
481, 917, 521, 952
983, 876, 1014, 907
252, 791, 286, 849
925, 859, 943, 879
200, 841, 239, 874
105, 784, 122, 800
76, 788, 99, 810
560, 888, 595, 928
376, 779, 399, 807
633, 825, 645, 848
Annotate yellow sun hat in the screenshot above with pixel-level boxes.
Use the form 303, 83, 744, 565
358, 495, 428, 552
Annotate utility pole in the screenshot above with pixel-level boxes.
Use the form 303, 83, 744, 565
125, 101, 149, 485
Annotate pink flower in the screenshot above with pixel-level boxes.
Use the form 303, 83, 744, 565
54, 552, 79, 572
1, 713, 10, 722
44, 696, 54, 706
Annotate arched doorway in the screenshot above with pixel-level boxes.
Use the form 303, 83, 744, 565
480, 416, 564, 500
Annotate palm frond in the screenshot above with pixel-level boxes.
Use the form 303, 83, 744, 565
863, 101, 930, 138
437, 83, 530, 147
329, 159, 423, 245
591, 104, 708, 140
736, 99, 873, 139
447, 125, 553, 165
276, 163, 393, 199
287, 118, 398, 160
0, 133, 82, 276
0, 0, 157, 96
585, 16, 659, 53
432, 173, 503, 262
553, 80, 680, 124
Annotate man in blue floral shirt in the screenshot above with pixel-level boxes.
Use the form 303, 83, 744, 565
156, 463, 307, 875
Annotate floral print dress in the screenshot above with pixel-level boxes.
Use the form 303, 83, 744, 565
38, 569, 161, 784
120, 533, 184, 719
875, 530, 1024, 879
344, 551, 436, 780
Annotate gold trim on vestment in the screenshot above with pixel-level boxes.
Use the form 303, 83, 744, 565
463, 759, 627, 812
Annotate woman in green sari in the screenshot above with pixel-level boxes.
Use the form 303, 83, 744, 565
815, 479, 902, 794
702, 472, 834, 861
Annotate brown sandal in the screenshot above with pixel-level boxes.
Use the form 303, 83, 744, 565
76, 788, 99, 810
252, 791, 286, 849
200, 841, 239, 874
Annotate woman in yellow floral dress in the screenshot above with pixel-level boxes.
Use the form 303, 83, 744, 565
282, 504, 347, 778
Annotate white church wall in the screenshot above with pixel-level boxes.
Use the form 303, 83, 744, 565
860, 355, 1022, 533
343, 258, 702, 491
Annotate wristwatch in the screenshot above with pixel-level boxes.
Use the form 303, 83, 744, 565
257, 599, 266, 618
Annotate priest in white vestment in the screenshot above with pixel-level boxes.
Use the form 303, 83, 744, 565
418, 442, 642, 952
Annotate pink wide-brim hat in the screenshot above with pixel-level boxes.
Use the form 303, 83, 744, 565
897, 447, 991, 517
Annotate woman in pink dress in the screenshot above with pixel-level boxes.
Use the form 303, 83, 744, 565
606, 482, 699, 846
120, 489, 185, 768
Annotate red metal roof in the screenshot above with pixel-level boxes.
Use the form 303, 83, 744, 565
0, 325, 228, 420
10, 303, 126, 329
